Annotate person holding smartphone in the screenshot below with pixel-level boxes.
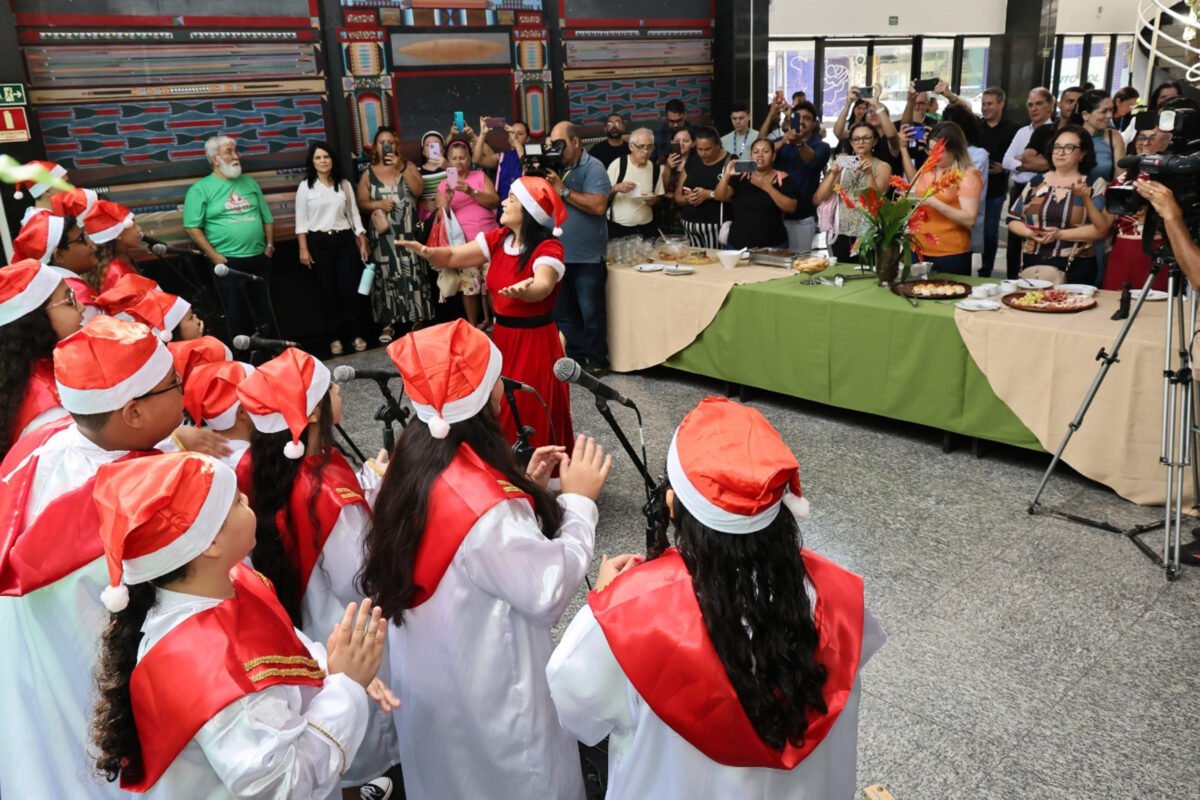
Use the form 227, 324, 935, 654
774, 102, 830, 253
418, 131, 448, 222
813, 123, 893, 262
471, 116, 530, 220
673, 127, 730, 249
713, 139, 798, 249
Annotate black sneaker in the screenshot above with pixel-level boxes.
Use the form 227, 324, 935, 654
360, 777, 393, 800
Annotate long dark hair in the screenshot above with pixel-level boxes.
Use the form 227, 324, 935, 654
304, 141, 346, 191
648, 482, 828, 751
92, 564, 189, 786
248, 392, 334, 627
1046, 124, 1098, 175
0, 302, 59, 455
360, 403, 563, 621
1069, 89, 1111, 126
515, 201, 554, 273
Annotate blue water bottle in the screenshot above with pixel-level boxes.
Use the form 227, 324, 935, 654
358, 261, 376, 296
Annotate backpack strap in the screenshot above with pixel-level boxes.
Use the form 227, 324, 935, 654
607, 155, 630, 221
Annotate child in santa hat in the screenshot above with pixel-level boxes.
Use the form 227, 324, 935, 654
83, 199, 143, 294
183, 359, 256, 473
168, 335, 232, 384
234, 347, 400, 791
14, 208, 102, 321
0, 259, 83, 457
96, 273, 205, 342
0, 316, 187, 799
88, 451, 397, 797
12, 159, 68, 208
359, 318, 611, 800
547, 397, 887, 800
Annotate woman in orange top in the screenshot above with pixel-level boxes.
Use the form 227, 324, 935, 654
899, 121, 984, 276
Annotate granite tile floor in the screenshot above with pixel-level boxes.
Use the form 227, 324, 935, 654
329, 348, 1199, 800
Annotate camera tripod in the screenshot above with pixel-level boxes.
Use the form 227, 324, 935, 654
1028, 256, 1198, 579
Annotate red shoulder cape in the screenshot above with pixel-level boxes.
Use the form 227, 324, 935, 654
101, 257, 136, 294
0, 419, 154, 596
283, 450, 368, 594
126, 563, 326, 792
10, 359, 61, 448
409, 443, 531, 608
588, 548, 865, 769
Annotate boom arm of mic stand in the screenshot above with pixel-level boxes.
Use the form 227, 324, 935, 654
504, 385, 536, 466
592, 397, 661, 552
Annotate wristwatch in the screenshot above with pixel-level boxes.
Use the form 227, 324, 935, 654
559, 187, 571, 200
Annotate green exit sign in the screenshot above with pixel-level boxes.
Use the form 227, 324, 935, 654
0, 84, 27, 106
888, 16, 899, 26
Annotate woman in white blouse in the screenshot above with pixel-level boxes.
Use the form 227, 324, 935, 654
295, 142, 370, 355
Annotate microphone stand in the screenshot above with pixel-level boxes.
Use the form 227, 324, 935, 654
505, 383, 536, 467
592, 396, 663, 552
334, 423, 368, 466
372, 377, 410, 453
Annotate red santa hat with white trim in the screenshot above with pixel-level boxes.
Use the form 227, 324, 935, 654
667, 397, 809, 534
94, 452, 238, 612
53, 315, 175, 415
169, 335, 232, 383
13, 160, 66, 199
387, 318, 502, 439
83, 199, 134, 244
95, 273, 191, 342
13, 209, 66, 264
185, 359, 255, 431
51, 187, 99, 224
0, 259, 62, 327
236, 347, 331, 459
510, 176, 568, 237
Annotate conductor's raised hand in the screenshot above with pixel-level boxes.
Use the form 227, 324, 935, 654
395, 238, 431, 258
326, 599, 386, 689
558, 435, 613, 501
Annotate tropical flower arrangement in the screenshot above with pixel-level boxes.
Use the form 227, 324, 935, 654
836, 138, 964, 284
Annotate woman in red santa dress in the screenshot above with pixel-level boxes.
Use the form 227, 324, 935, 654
0, 258, 83, 457
547, 397, 888, 800
359, 319, 612, 800
14, 208, 103, 321
397, 176, 574, 454
82, 199, 143, 294
88, 451, 397, 798
234, 348, 400, 791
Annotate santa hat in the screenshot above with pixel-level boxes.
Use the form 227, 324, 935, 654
236, 348, 330, 459
667, 397, 809, 534
14, 209, 66, 264
387, 318, 501, 439
83, 200, 134, 244
94, 452, 238, 612
95, 273, 190, 341
13, 160, 66, 199
0, 259, 62, 327
510, 177, 567, 237
185, 359, 255, 431
53, 316, 174, 415
169, 335, 232, 383
51, 187, 99, 224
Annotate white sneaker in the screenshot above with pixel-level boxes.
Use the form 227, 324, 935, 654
360, 777, 393, 800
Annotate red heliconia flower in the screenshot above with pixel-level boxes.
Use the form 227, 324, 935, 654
916, 138, 949, 178
907, 207, 930, 230
890, 175, 912, 193
858, 188, 884, 217
837, 186, 856, 210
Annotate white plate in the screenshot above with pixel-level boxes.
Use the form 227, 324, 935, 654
1058, 283, 1097, 296
663, 266, 695, 276
634, 263, 664, 272
956, 299, 1002, 312
1131, 289, 1168, 301
1015, 278, 1054, 290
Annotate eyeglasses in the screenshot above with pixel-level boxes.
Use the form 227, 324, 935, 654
45, 287, 79, 311
137, 372, 184, 400
851, 136, 875, 143
64, 232, 89, 247
1051, 143, 1081, 154
630, 143, 653, 151
1134, 135, 1158, 145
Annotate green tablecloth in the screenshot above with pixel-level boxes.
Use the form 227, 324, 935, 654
664, 266, 1043, 450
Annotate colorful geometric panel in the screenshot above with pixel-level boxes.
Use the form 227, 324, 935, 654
24, 44, 320, 88
567, 74, 711, 127
564, 39, 711, 69
13, 0, 313, 19
36, 95, 325, 174
390, 32, 511, 68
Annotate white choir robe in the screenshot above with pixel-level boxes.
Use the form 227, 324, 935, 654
0, 425, 133, 799
17, 404, 68, 443
389, 494, 597, 800
546, 593, 889, 800
215, 438, 249, 473
136, 587, 369, 799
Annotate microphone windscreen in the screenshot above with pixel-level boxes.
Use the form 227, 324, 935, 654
214, 264, 229, 277
332, 365, 355, 383
232, 335, 251, 350
150, 243, 169, 256
553, 357, 580, 383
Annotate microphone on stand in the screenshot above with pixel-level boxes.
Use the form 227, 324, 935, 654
214, 264, 266, 282
502, 376, 536, 394
333, 365, 400, 383
142, 235, 199, 256
553, 358, 637, 409
232, 335, 297, 352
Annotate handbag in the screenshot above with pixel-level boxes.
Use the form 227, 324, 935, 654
443, 207, 467, 246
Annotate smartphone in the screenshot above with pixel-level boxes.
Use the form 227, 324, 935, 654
909, 124, 928, 142
836, 154, 862, 170
381, 141, 393, 156
428, 141, 442, 159
733, 161, 756, 173
485, 116, 506, 129
454, 110, 466, 130
669, 142, 682, 157
914, 77, 940, 93
446, 168, 458, 189
858, 86, 874, 99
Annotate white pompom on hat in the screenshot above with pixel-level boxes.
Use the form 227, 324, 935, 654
510, 176, 568, 237
666, 397, 810, 534
236, 348, 331, 459
386, 319, 502, 439
94, 453, 238, 612
13, 160, 66, 199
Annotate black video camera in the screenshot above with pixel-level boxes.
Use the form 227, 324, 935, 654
521, 139, 566, 178
1107, 105, 1200, 221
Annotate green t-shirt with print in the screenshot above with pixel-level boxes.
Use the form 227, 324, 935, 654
182, 173, 274, 259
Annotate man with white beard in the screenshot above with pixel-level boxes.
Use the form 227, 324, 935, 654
184, 135, 276, 338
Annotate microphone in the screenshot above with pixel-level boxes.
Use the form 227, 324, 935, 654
214, 264, 265, 282
502, 376, 536, 394
232, 334, 297, 352
553, 358, 636, 409
332, 365, 400, 383
142, 235, 198, 256
1117, 154, 1144, 170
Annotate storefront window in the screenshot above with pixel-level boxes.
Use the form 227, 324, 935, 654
1112, 36, 1134, 88
1058, 36, 1085, 92
960, 37, 990, 114
873, 43, 913, 116
822, 43, 869, 122
1086, 38, 1110, 89
920, 38, 955, 86
768, 41, 816, 105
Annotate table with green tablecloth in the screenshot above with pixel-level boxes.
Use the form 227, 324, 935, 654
662, 265, 1043, 451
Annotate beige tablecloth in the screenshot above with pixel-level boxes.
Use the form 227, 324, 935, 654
606, 260, 797, 372
956, 292, 1190, 506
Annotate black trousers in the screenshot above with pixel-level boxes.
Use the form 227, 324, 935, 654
307, 229, 367, 342
215, 253, 275, 338
1006, 182, 1025, 279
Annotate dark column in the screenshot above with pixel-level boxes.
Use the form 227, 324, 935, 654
317, 0, 355, 173
713, 0, 769, 128
999, 0, 1057, 120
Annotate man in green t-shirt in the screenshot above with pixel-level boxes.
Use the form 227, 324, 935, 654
184, 135, 276, 339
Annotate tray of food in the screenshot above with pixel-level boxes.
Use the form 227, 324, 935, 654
748, 248, 800, 268
674, 250, 718, 266
892, 280, 972, 299
793, 255, 829, 275
1002, 289, 1098, 313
